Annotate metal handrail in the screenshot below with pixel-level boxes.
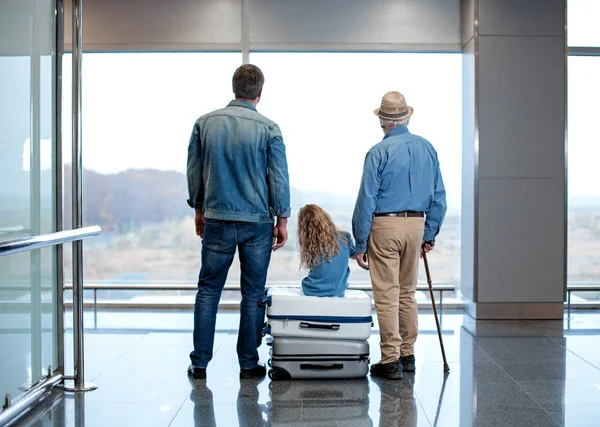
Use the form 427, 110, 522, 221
61, 282, 457, 291
0, 226, 101, 257
0, 372, 63, 425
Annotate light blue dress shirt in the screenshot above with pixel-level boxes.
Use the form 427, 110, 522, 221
352, 126, 447, 253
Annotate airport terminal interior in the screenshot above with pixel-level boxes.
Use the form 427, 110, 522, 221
1, 0, 600, 426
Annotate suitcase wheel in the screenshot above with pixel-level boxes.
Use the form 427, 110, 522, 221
268, 367, 291, 381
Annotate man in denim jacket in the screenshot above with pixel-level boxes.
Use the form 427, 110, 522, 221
352, 92, 446, 380
186, 64, 291, 380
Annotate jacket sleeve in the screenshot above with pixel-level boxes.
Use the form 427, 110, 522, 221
266, 124, 291, 218
186, 122, 204, 210
424, 156, 447, 241
352, 151, 381, 254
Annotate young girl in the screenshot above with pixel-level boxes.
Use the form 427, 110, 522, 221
297, 204, 357, 297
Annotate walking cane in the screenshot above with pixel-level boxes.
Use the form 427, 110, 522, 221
422, 249, 450, 373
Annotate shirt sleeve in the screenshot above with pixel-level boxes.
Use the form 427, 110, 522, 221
346, 231, 357, 258
424, 155, 447, 241
186, 122, 204, 210
352, 151, 381, 254
266, 124, 291, 218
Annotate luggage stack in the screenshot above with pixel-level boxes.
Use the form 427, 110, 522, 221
260, 287, 372, 380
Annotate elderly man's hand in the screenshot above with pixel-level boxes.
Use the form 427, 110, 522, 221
420, 241, 435, 258
353, 253, 369, 270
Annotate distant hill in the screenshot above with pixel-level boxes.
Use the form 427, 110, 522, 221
64, 167, 312, 231
62, 166, 470, 231
64, 166, 189, 231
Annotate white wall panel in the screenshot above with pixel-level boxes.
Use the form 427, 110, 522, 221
250, 0, 461, 49
461, 0, 476, 46
478, 0, 564, 36
477, 178, 565, 303
478, 36, 565, 179
60, 0, 462, 51
64, 0, 242, 50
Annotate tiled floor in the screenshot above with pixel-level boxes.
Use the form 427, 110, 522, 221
14, 309, 600, 427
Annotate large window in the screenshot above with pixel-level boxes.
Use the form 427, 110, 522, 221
62, 52, 242, 289
567, 0, 600, 303
251, 52, 462, 290
62, 52, 462, 305
567, 57, 600, 298
568, 0, 600, 47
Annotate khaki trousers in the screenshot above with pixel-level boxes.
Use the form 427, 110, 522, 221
368, 216, 424, 364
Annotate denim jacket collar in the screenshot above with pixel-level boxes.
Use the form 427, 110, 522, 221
383, 126, 409, 140
228, 99, 257, 111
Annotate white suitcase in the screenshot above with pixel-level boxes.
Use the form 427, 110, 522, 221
261, 287, 372, 340
268, 337, 370, 380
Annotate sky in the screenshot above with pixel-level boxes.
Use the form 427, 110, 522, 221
61, 52, 464, 212
58, 49, 600, 217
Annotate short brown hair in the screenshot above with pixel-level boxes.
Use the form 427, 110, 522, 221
232, 64, 264, 100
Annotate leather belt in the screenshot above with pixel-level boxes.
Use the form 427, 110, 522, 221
374, 211, 424, 218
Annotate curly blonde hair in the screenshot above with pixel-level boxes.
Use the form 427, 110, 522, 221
298, 204, 347, 270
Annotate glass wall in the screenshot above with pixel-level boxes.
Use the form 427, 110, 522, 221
61, 52, 461, 306
568, 0, 600, 47
61, 52, 243, 302
567, 1, 600, 302
251, 52, 462, 291
0, 0, 58, 401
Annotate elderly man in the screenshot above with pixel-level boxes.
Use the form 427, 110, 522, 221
352, 91, 446, 380
186, 64, 291, 380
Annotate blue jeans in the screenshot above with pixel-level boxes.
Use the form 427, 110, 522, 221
190, 219, 273, 370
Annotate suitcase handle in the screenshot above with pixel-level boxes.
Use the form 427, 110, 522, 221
300, 363, 344, 371
258, 295, 272, 308
300, 322, 340, 331
261, 324, 271, 337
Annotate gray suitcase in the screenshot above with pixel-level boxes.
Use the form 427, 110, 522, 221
268, 337, 370, 380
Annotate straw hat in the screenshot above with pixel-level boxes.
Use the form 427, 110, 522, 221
374, 91, 414, 121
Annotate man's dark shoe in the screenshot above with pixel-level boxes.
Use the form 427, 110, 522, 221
240, 363, 267, 379
399, 355, 416, 372
188, 364, 207, 379
370, 361, 403, 380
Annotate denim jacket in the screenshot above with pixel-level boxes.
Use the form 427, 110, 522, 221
352, 126, 447, 253
187, 100, 291, 223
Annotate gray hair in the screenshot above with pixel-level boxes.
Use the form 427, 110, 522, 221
380, 118, 410, 128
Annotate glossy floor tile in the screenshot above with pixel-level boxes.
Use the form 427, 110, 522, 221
12, 309, 600, 427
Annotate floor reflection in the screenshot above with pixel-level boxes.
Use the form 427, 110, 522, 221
267, 379, 371, 426
11, 310, 600, 427
237, 380, 267, 427
189, 378, 217, 427
372, 376, 417, 427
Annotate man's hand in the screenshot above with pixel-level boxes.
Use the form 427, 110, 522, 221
195, 208, 205, 237
420, 240, 435, 258
354, 253, 369, 270
272, 217, 288, 251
